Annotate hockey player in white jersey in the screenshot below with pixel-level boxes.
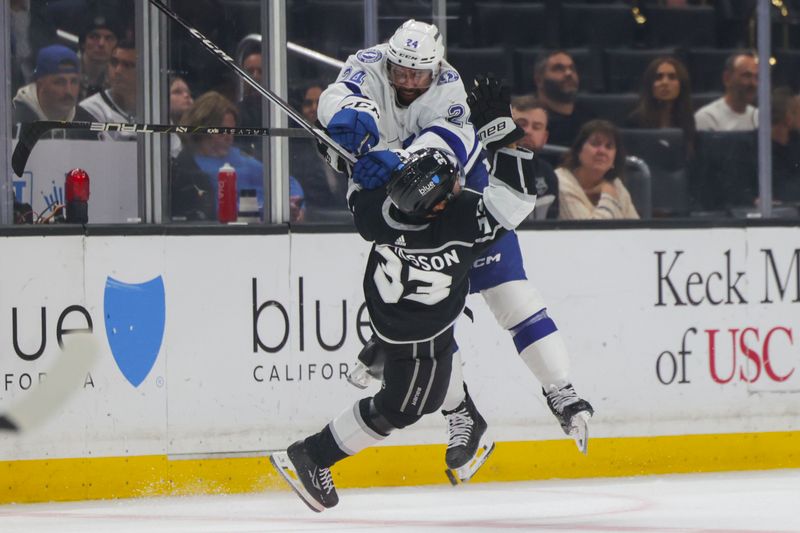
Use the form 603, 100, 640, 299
317, 20, 594, 482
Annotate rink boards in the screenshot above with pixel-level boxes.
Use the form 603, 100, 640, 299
0, 227, 799, 503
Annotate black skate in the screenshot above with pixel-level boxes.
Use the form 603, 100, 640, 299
270, 441, 339, 512
543, 382, 594, 455
442, 390, 495, 485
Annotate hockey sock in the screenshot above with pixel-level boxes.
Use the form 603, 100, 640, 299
518, 328, 570, 387
304, 425, 349, 468
439, 349, 466, 412
306, 399, 390, 468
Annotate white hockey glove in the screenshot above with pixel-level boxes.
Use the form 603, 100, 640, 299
467, 74, 524, 152
316, 139, 352, 177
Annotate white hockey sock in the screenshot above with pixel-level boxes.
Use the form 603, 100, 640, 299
329, 400, 387, 456
439, 349, 465, 412
519, 330, 570, 388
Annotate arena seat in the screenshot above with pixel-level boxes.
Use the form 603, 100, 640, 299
447, 47, 513, 88
305, 1, 364, 57
691, 92, 723, 113
623, 156, 653, 219
620, 128, 689, 217
604, 47, 678, 93
575, 92, 638, 126
687, 48, 736, 93
774, 49, 800, 90
691, 131, 758, 213
474, 3, 547, 47
643, 6, 717, 47
560, 4, 637, 48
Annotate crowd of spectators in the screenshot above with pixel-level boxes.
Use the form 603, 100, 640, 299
8, 0, 800, 223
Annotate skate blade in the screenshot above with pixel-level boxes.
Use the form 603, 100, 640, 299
270, 452, 324, 513
345, 362, 375, 390
445, 437, 496, 486
569, 411, 591, 455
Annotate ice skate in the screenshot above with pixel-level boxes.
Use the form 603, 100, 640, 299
442, 390, 495, 485
270, 441, 338, 512
543, 382, 594, 455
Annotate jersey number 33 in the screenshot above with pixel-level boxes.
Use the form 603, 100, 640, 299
373, 246, 453, 306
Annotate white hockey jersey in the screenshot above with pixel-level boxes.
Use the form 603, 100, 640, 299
318, 44, 483, 175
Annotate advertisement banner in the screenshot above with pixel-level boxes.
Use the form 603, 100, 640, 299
0, 227, 798, 462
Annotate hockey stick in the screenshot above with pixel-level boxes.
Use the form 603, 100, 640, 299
11, 120, 312, 177
0, 333, 100, 433
147, 0, 356, 166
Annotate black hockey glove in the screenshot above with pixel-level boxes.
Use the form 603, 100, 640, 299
467, 74, 524, 152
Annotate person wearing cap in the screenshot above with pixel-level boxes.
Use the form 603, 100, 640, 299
12, 43, 96, 126
78, 13, 120, 100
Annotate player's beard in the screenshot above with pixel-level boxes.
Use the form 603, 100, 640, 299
393, 85, 428, 106
542, 78, 577, 104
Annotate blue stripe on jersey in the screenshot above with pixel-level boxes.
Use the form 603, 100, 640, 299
342, 81, 362, 94
465, 136, 481, 170
419, 126, 467, 166
510, 308, 557, 352
402, 134, 416, 149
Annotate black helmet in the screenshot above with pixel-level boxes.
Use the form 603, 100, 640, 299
386, 148, 462, 218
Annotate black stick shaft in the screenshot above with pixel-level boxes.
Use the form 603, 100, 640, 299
147, 0, 355, 165
11, 120, 311, 177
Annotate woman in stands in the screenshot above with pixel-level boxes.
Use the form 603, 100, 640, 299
556, 119, 639, 220
625, 56, 696, 156
170, 91, 305, 222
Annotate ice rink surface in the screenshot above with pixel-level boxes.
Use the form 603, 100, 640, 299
1, 469, 798, 533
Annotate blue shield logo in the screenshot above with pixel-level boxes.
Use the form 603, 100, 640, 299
104, 276, 166, 387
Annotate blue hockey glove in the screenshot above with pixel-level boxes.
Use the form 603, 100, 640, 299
328, 108, 379, 156
352, 150, 403, 190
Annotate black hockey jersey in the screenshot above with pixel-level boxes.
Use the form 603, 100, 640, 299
349, 147, 539, 343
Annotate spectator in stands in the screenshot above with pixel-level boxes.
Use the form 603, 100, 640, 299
236, 46, 264, 158
78, 12, 121, 100
290, 82, 346, 215
171, 91, 305, 222
301, 84, 322, 124
169, 74, 194, 158
238, 46, 263, 128
694, 52, 758, 131
771, 87, 800, 203
533, 50, 596, 147
510, 94, 559, 219
556, 119, 639, 220
79, 39, 137, 139
12, 44, 96, 125
10, 0, 34, 90
169, 75, 194, 124
626, 56, 696, 156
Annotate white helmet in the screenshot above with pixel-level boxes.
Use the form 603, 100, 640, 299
386, 19, 443, 75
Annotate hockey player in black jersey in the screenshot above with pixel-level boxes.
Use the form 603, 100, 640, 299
270, 76, 541, 512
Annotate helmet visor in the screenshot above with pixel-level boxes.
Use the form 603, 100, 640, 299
388, 62, 434, 90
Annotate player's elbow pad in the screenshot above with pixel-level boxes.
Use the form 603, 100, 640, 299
483, 147, 537, 229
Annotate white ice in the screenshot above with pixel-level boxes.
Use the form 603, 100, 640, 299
1, 469, 798, 532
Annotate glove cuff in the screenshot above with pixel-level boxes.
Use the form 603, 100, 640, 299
477, 117, 525, 151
